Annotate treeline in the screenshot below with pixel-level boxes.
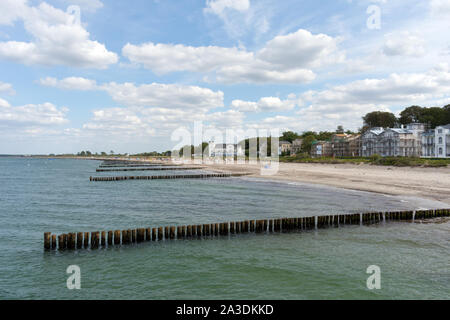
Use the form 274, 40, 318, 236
131, 151, 172, 157
362, 105, 450, 130
76, 150, 120, 157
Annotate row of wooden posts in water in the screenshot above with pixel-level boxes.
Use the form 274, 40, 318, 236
96, 166, 204, 172
44, 208, 450, 250
89, 172, 250, 181
99, 163, 182, 168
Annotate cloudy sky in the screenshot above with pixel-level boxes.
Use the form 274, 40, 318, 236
1, 0, 449, 154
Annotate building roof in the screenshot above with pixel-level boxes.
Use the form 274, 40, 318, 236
388, 128, 412, 134
439, 124, 450, 129
279, 140, 292, 145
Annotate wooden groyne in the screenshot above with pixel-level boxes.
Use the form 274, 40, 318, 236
89, 172, 251, 181
96, 167, 205, 172
99, 163, 182, 168
44, 209, 450, 250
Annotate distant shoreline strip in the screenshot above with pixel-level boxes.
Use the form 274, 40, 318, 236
44, 209, 450, 251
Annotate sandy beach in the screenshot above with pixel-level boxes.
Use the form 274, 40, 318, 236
203, 162, 450, 205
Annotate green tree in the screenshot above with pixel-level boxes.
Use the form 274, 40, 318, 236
399, 106, 424, 125
444, 105, 450, 124
336, 125, 344, 134
280, 131, 300, 143
301, 135, 316, 154
421, 107, 447, 128
362, 111, 398, 128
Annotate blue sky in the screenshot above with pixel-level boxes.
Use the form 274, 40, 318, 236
0, 0, 449, 154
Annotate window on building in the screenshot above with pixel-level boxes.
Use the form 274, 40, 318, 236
439, 137, 443, 144
439, 148, 443, 155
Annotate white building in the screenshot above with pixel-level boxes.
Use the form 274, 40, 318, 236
361, 123, 425, 157
208, 141, 244, 157
422, 124, 450, 158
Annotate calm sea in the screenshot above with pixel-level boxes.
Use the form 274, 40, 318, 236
0, 158, 448, 299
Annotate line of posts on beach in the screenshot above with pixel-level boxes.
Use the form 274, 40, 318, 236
44, 208, 450, 250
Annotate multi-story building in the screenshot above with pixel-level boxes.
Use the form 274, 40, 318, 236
422, 124, 450, 158
361, 127, 384, 157
290, 139, 303, 155
331, 134, 361, 157
311, 141, 332, 158
278, 141, 292, 155
208, 142, 244, 157
361, 123, 425, 157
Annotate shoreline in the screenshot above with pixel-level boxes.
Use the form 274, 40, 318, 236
8, 156, 450, 205
202, 162, 450, 205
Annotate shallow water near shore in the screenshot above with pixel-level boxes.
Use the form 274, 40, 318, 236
0, 158, 449, 299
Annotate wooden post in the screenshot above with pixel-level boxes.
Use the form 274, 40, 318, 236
215, 223, 219, 236
244, 220, 249, 233
246, 220, 255, 232
75, 232, 82, 249
132, 229, 137, 243
145, 228, 151, 241
137, 228, 145, 242
269, 219, 273, 232
114, 230, 121, 245
84, 232, 89, 248
101, 231, 106, 246
205, 224, 210, 236
58, 234, 64, 250
255, 220, 262, 233
202, 224, 207, 236
181, 226, 186, 238
230, 222, 235, 234
224, 222, 229, 235
91, 232, 99, 249
44, 232, 51, 250
152, 228, 157, 241
170, 226, 176, 239
121, 230, 128, 244
158, 227, 163, 240
67, 233, 76, 249
187, 225, 192, 237
177, 226, 182, 239
51, 234, 57, 249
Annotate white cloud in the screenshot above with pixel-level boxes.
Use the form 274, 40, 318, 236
0, 99, 68, 126
258, 29, 345, 69
0, 0, 27, 25
123, 28, 343, 84
204, 0, 250, 17
0, 81, 15, 94
302, 66, 450, 107
215, 64, 316, 84
101, 82, 224, 111
383, 32, 425, 57
231, 96, 296, 113
39, 76, 97, 90
38, 77, 225, 111
0, 2, 117, 68
61, 0, 104, 13
122, 43, 253, 74
430, 0, 450, 17
291, 65, 450, 130
205, 109, 245, 128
